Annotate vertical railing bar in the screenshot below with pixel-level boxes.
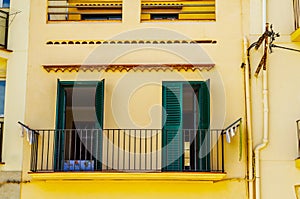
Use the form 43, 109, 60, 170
128, 130, 131, 170
193, 129, 196, 171
221, 130, 224, 172
106, 130, 109, 170
84, 130, 88, 164
74, 130, 77, 167
67, 130, 71, 169
0, 122, 3, 163
117, 129, 120, 170
156, 130, 158, 171
210, 130, 213, 171
206, 129, 209, 171
90, 129, 93, 165
140, 130, 142, 170
180, 129, 183, 171
150, 130, 153, 170
95, 129, 98, 171
211, 130, 213, 171
217, 130, 219, 172
58, 130, 61, 171
46, 130, 50, 171
123, 129, 126, 170
218, 130, 220, 172
52, 130, 55, 171
32, 132, 35, 171
112, 129, 115, 170
134, 129, 136, 170
30, 131, 34, 171
41, 131, 45, 171
35, 133, 39, 172
79, 130, 83, 170
166, 130, 168, 171
145, 129, 147, 170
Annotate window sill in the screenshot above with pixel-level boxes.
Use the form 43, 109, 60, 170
295, 158, 300, 168
29, 172, 226, 182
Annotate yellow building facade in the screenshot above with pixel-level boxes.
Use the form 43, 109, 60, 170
0, 0, 299, 198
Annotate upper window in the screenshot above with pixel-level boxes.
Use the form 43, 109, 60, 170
47, 0, 122, 21
141, 0, 215, 22
0, 0, 9, 8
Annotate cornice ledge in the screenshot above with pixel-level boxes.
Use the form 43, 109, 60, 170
42, 64, 215, 73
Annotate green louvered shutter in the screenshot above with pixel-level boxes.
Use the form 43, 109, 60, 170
55, 79, 66, 171
94, 79, 105, 170
198, 80, 210, 171
162, 82, 183, 171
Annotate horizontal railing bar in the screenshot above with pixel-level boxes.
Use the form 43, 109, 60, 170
18, 121, 39, 135
48, 5, 122, 8
141, 11, 215, 14
142, 4, 215, 8
223, 118, 242, 131
48, 12, 122, 15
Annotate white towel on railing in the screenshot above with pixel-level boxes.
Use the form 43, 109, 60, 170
20, 126, 34, 145
225, 126, 238, 144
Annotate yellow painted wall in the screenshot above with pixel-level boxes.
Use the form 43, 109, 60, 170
22, 180, 246, 199
20, 0, 246, 197
248, 0, 300, 198
1, 0, 250, 198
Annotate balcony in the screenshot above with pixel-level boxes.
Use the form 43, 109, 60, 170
29, 128, 225, 173
47, 0, 122, 21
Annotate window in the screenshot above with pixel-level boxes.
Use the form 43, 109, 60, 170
55, 80, 105, 171
0, 81, 5, 117
81, 14, 122, 20
162, 81, 210, 171
48, 0, 122, 21
141, 0, 216, 21
151, 13, 178, 20
0, 0, 9, 8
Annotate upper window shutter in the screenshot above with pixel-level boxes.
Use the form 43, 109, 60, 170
162, 82, 183, 171
95, 79, 105, 129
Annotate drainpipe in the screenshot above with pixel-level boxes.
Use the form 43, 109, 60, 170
243, 38, 254, 199
254, 67, 269, 199
254, 0, 269, 198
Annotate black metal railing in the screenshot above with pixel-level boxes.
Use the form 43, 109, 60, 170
0, 121, 4, 162
29, 128, 225, 173
296, 119, 300, 157
0, 10, 8, 48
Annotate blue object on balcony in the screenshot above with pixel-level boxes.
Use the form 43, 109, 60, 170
63, 160, 94, 171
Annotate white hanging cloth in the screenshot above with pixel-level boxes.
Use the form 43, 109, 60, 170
20, 124, 35, 145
